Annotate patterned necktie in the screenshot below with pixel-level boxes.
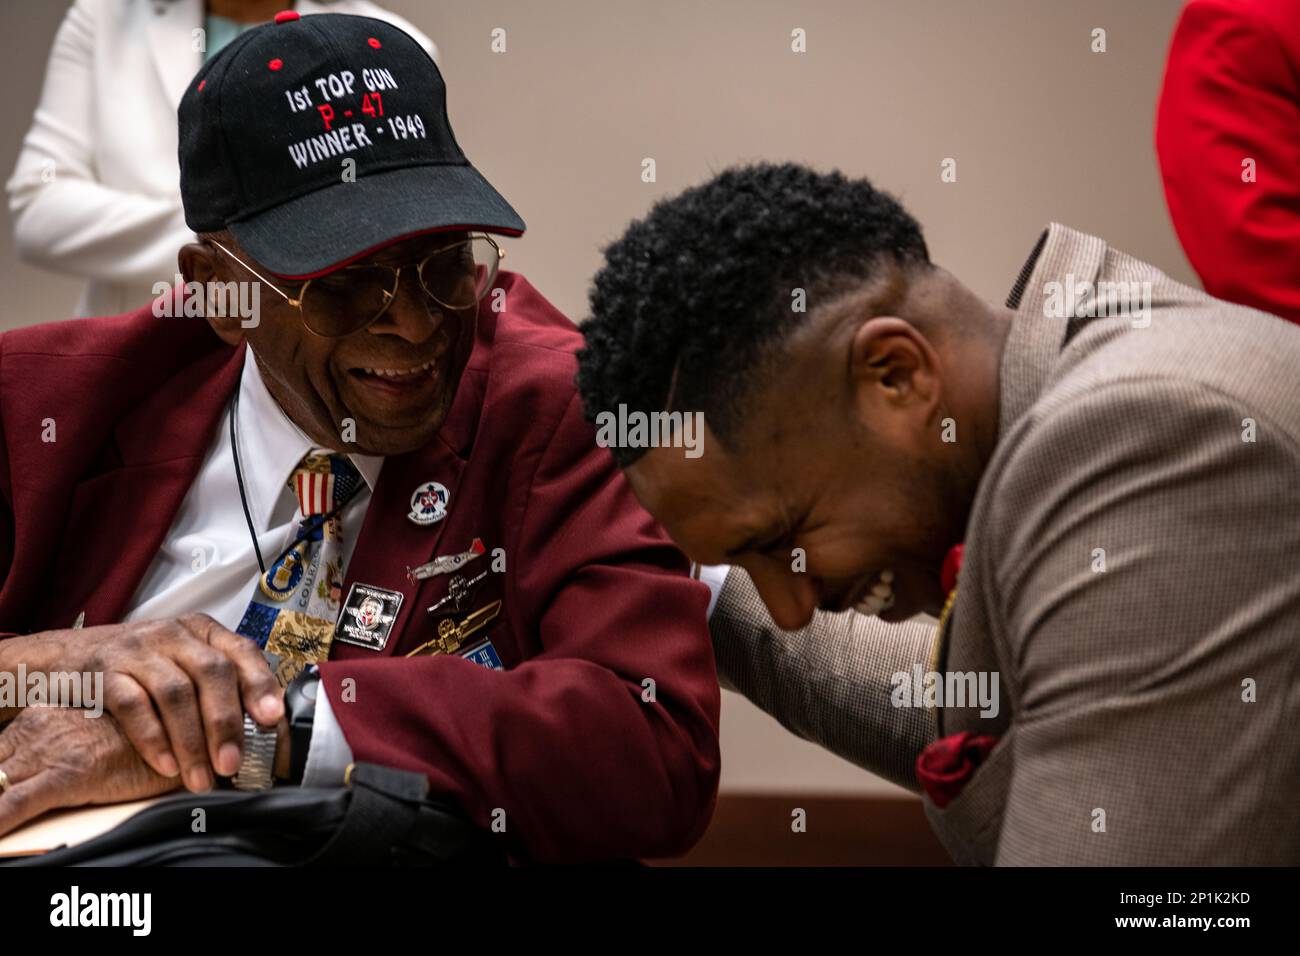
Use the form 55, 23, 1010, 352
235, 450, 363, 687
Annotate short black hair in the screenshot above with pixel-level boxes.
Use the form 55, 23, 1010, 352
576, 162, 930, 466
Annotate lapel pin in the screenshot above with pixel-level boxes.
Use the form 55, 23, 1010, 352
333, 583, 405, 652
408, 480, 451, 526
406, 538, 485, 583
406, 599, 502, 658
426, 570, 489, 616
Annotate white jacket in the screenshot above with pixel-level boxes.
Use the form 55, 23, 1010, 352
6, 0, 438, 318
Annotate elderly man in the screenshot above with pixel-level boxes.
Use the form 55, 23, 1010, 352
575, 162, 1300, 865
0, 13, 720, 864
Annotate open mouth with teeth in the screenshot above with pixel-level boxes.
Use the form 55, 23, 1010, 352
344, 354, 451, 414
351, 357, 440, 382
852, 569, 896, 617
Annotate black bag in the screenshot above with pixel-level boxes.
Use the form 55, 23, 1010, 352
7, 763, 505, 867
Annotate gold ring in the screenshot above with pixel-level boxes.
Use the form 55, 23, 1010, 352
0, 767, 10, 794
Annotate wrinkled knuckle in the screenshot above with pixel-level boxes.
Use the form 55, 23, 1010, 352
108, 682, 150, 715
200, 653, 237, 684
135, 727, 170, 753
119, 627, 147, 653
212, 712, 244, 740
178, 612, 212, 635
158, 678, 196, 710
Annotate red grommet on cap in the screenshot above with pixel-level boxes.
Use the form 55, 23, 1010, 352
274, 10, 300, 24
268, 58, 283, 71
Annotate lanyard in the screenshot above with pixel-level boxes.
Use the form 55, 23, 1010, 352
229, 380, 364, 576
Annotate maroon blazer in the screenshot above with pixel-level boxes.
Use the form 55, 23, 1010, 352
0, 272, 721, 863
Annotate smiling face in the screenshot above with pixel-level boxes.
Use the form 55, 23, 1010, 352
623, 298, 1002, 631
187, 231, 480, 455
627, 421, 961, 631
573, 164, 1016, 629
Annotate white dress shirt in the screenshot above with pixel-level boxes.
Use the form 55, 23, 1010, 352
695, 564, 729, 618
124, 347, 381, 785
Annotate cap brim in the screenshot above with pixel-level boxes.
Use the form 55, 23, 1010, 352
228, 163, 525, 278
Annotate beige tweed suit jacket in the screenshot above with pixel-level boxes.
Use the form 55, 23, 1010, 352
711, 223, 1300, 865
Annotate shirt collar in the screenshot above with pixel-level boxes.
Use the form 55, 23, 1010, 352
235, 348, 383, 529
996, 223, 1108, 440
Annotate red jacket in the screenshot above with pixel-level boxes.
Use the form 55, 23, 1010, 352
0, 272, 721, 863
1156, 0, 1300, 323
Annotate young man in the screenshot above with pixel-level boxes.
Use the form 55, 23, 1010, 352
577, 162, 1300, 865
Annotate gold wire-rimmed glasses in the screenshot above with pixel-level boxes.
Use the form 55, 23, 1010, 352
206, 234, 504, 338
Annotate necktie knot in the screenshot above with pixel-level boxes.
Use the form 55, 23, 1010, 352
289, 449, 361, 517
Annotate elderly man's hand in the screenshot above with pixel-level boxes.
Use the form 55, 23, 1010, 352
0, 706, 182, 838
3, 614, 282, 792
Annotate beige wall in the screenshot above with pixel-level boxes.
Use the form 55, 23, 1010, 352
0, 0, 1195, 794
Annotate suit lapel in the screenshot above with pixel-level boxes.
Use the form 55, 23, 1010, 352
997, 223, 1107, 438
331, 438, 467, 660
50, 344, 244, 629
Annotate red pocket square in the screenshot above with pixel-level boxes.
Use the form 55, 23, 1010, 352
916, 731, 1000, 808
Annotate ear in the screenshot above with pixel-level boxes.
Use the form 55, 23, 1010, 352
179, 241, 244, 347
847, 316, 942, 425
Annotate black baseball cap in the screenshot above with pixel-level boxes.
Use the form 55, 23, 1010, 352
178, 10, 524, 278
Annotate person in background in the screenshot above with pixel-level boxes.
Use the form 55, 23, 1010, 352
1156, 0, 1300, 324
6, 0, 436, 319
